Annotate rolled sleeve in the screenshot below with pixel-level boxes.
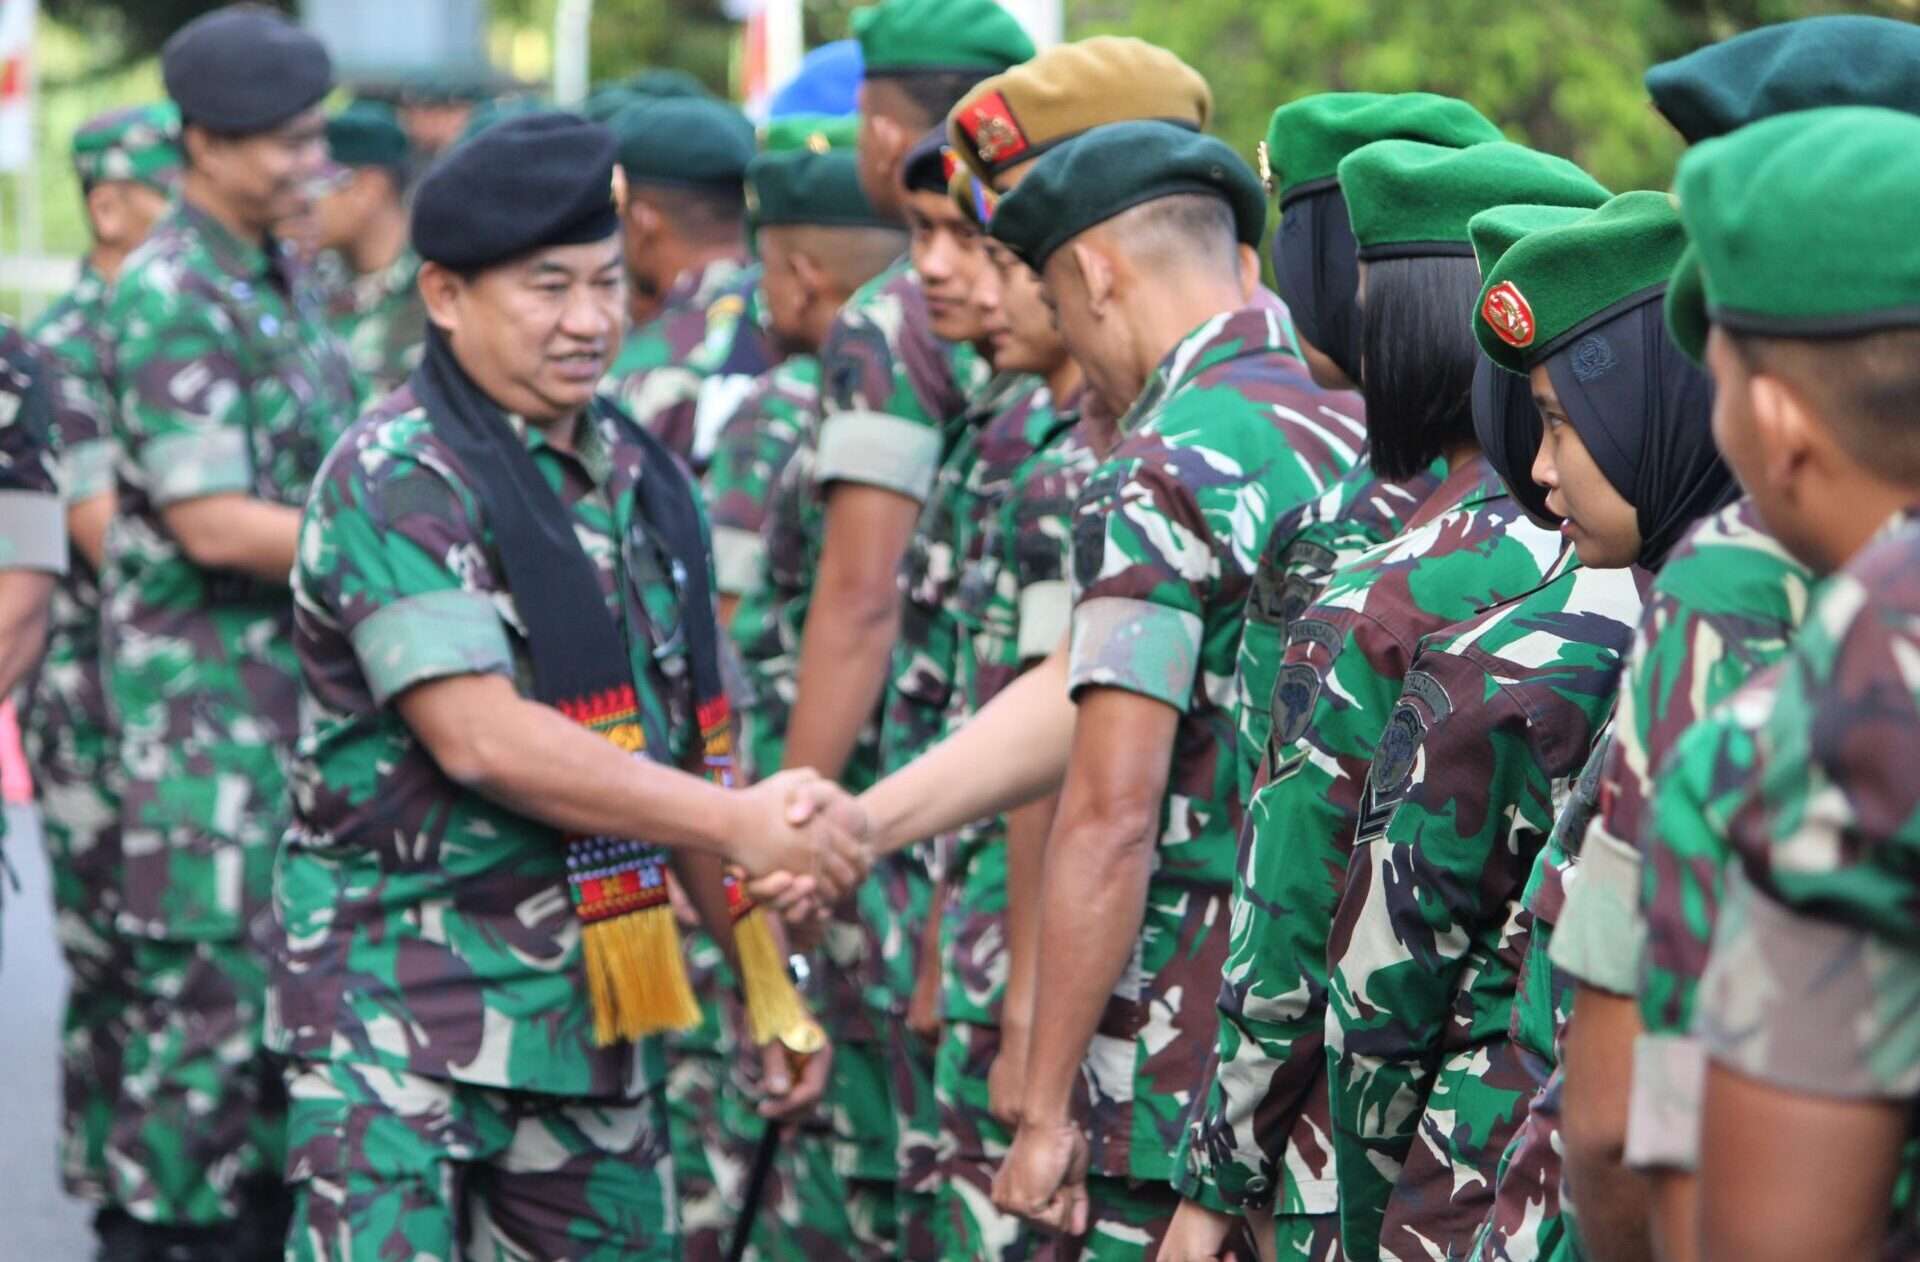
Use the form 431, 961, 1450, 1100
1551, 829, 1647, 995
1698, 866, 1920, 1100
1017, 579, 1072, 663
813, 409, 942, 501
711, 525, 764, 598
1068, 594, 1202, 710
141, 428, 253, 505
0, 491, 68, 573
1625, 1031, 1706, 1171
350, 588, 514, 706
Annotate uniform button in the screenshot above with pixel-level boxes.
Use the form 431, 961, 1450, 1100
1244, 1175, 1271, 1196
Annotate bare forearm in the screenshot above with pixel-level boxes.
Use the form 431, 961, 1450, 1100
1564, 988, 1653, 1262
782, 597, 898, 780
0, 571, 53, 696
1001, 792, 1057, 1030
1649, 1172, 1699, 1262
675, 847, 742, 969
1021, 816, 1154, 1123
163, 495, 302, 583
68, 494, 111, 573
862, 648, 1074, 853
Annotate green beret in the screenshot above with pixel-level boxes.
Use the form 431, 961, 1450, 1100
759, 113, 858, 154
989, 120, 1264, 272
624, 68, 712, 100
1666, 105, 1920, 363
1338, 140, 1610, 260
747, 150, 889, 229
1467, 203, 1594, 278
582, 85, 641, 125
403, 67, 497, 105
72, 102, 181, 191
1472, 191, 1685, 374
327, 101, 409, 168
1261, 92, 1503, 204
610, 97, 755, 187
853, 0, 1035, 76
1646, 16, 1920, 145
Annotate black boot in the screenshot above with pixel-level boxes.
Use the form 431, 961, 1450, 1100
97, 1220, 231, 1262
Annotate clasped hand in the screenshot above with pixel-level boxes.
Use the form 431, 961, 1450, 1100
730, 768, 872, 913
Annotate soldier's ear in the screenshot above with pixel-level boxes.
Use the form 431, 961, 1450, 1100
1748, 369, 1817, 503
417, 261, 467, 337
1068, 241, 1115, 317
1236, 243, 1260, 302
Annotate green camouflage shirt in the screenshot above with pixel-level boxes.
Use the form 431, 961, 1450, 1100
1694, 515, 1920, 1248
1066, 304, 1364, 1184
1326, 554, 1641, 1261
105, 200, 362, 941
271, 385, 706, 1098
1183, 457, 1563, 1215
604, 257, 772, 472
324, 246, 426, 400
704, 355, 817, 602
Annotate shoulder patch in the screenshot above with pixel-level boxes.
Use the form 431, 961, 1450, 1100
1356, 668, 1454, 843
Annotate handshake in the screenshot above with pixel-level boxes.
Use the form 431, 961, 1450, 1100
725, 768, 876, 914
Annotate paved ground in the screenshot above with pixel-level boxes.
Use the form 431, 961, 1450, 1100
1, 805, 99, 1258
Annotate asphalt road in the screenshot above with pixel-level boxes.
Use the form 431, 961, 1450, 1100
1, 805, 101, 1258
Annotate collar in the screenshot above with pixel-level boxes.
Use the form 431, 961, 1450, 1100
1117, 304, 1292, 435
177, 197, 280, 285
511, 408, 615, 488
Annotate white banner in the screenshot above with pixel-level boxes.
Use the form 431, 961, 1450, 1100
0, 0, 34, 174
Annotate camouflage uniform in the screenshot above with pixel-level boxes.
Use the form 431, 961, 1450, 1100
1693, 516, 1920, 1250
604, 257, 772, 473
104, 200, 361, 1226
25, 266, 134, 1205
706, 355, 819, 633
323, 245, 426, 400
1325, 552, 1642, 1262
1463, 499, 1813, 1260
273, 385, 704, 1258
1065, 305, 1363, 1254
810, 254, 990, 1257
1181, 458, 1559, 1250
922, 379, 1098, 1262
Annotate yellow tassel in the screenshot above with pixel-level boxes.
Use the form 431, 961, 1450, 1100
733, 905, 813, 1047
582, 904, 701, 1046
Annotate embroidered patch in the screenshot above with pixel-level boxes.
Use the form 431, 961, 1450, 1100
1482, 280, 1536, 349
958, 90, 1030, 166
1570, 333, 1617, 383
1256, 140, 1274, 196
1355, 669, 1453, 842
1265, 618, 1342, 778
1071, 468, 1125, 592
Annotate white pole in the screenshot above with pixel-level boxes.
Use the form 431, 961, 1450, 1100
764, 0, 804, 95
553, 0, 594, 107
999, 0, 1063, 48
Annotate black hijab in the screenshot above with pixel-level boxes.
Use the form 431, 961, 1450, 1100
1275, 185, 1363, 383
1472, 356, 1557, 526
1542, 296, 1738, 570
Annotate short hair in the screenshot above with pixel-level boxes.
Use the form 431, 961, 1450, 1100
1099, 193, 1240, 282
630, 181, 745, 242
891, 69, 994, 130
784, 223, 909, 295
1359, 254, 1483, 481
1732, 327, 1920, 483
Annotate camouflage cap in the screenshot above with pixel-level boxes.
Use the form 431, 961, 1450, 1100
989, 119, 1264, 272
1261, 92, 1502, 205
1646, 15, 1920, 145
326, 100, 409, 168
1473, 191, 1686, 374
1338, 139, 1610, 260
1667, 106, 1920, 362
853, 0, 1035, 76
948, 36, 1211, 184
758, 113, 858, 155
72, 102, 182, 192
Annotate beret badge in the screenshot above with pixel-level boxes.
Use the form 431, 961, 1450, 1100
960, 91, 1029, 165
1483, 280, 1536, 348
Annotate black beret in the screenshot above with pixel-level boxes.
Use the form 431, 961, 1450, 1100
990, 120, 1266, 272
901, 126, 950, 196
163, 4, 332, 135
412, 112, 621, 272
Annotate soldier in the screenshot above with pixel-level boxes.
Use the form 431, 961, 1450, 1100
310, 100, 425, 398
602, 96, 770, 468
267, 111, 864, 1262
1673, 107, 1920, 1261
99, 9, 360, 1256
23, 101, 180, 1260
1544, 20, 1920, 1262
1167, 112, 1605, 1262
946, 120, 1355, 1257
0, 320, 61, 754
1456, 191, 1737, 1262
394, 69, 492, 160
1320, 140, 1651, 1262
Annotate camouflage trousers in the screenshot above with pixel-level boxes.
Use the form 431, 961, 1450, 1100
284, 1057, 677, 1260
1470, 1065, 1570, 1262
111, 934, 287, 1225
934, 1019, 1055, 1261
24, 714, 132, 1205
883, 1014, 941, 1258
668, 1047, 759, 1262
1378, 1040, 1550, 1262
824, 1033, 909, 1258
